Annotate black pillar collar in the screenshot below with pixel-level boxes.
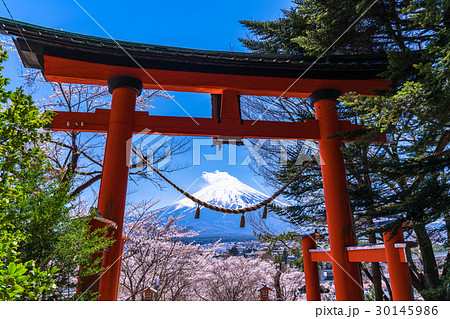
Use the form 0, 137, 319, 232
107, 76, 143, 96
308, 89, 341, 105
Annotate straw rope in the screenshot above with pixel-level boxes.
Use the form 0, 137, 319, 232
131, 147, 319, 214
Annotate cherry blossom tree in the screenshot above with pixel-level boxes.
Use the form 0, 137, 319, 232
117, 200, 311, 301
188, 256, 277, 301
1, 37, 190, 198
35, 78, 189, 197
118, 200, 214, 301
279, 270, 305, 301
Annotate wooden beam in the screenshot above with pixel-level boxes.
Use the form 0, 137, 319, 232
310, 248, 333, 262
346, 245, 389, 263
50, 109, 371, 141
309, 244, 410, 263
43, 56, 390, 98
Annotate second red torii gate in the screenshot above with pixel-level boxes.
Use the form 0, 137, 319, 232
0, 17, 412, 301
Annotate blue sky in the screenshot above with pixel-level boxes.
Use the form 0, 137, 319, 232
0, 0, 294, 208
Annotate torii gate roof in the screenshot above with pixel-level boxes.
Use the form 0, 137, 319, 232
0, 17, 389, 97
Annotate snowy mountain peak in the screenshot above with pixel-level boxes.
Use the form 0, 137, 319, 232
172, 170, 286, 210
202, 170, 239, 185
158, 171, 291, 238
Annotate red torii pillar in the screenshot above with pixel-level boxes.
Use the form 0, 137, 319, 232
310, 89, 364, 301
383, 226, 414, 300
95, 76, 142, 301
302, 234, 321, 301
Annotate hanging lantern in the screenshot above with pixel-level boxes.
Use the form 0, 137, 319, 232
195, 204, 200, 219
262, 205, 267, 219
240, 214, 245, 228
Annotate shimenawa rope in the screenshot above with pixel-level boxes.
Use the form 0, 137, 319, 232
131, 147, 319, 215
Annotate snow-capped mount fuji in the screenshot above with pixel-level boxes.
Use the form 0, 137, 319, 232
173, 171, 287, 211
158, 171, 291, 238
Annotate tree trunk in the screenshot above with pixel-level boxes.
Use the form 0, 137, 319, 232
443, 212, 450, 300
368, 232, 384, 300
380, 268, 393, 300
362, 144, 384, 300
413, 223, 442, 300
273, 270, 283, 300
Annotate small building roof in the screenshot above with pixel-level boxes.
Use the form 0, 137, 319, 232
141, 287, 157, 294
256, 284, 273, 291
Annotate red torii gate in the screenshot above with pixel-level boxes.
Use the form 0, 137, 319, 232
301, 224, 414, 301
0, 17, 412, 301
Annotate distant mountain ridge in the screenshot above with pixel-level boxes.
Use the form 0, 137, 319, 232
156, 171, 292, 238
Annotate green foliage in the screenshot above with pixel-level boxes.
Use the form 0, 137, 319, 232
240, 0, 448, 56
364, 284, 376, 301
0, 46, 58, 300
256, 231, 305, 270
239, 6, 310, 54
0, 219, 58, 300
229, 246, 239, 256
0, 45, 111, 300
